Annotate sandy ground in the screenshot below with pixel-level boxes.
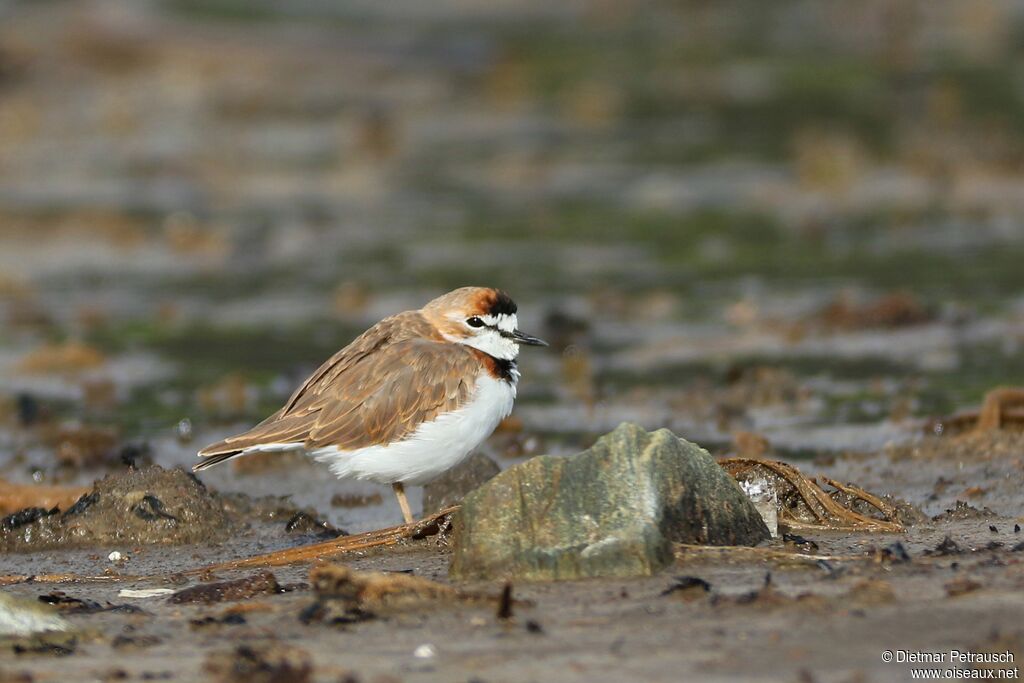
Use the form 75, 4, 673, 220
1, 526, 1022, 683
1, 443, 1022, 683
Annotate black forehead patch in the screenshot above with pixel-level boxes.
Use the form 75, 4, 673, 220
488, 290, 518, 316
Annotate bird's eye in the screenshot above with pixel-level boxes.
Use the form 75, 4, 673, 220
466, 317, 485, 328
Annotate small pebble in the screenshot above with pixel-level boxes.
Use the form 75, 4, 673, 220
176, 418, 193, 443
413, 644, 437, 659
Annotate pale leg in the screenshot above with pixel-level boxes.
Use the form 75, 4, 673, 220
392, 482, 414, 524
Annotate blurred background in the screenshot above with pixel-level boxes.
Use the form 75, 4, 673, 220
2, 0, 1024, 527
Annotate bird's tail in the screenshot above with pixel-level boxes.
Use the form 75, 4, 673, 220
192, 450, 243, 472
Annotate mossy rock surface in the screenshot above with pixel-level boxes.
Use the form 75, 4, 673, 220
450, 423, 769, 581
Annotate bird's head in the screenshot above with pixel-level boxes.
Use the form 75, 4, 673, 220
422, 287, 547, 360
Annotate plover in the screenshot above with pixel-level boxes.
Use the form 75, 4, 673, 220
193, 287, 547, 524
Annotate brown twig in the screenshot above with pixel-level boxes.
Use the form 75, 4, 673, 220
183, 506, 457, 574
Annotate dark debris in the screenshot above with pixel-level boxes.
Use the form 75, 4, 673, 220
874, 541, 911, 564
16, 393, 40, 426
661, 576, 712, 600
132, 494, 180, 523
9, 633, 77, 657
119, 442, 152, 469
169, 571, 286, 605
926, 536, 964, 556
203, 643, 312, 683
283, 512, 344, 539
2, 507, 58, 531
932, 500, 996, 522
190, 613, 247, 629
61, 492, 99, 518
38, 591, 144, 615
496, 582, 514, 620
111, 634, 162, 650
783, 533, 819, 552
298, 601, 374, 627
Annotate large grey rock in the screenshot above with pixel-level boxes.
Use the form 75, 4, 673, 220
422, 453, 501, 515
450, 423, 769, 581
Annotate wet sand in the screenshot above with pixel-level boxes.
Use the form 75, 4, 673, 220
1, 525, 1022, 682
1, 441, 1022, 683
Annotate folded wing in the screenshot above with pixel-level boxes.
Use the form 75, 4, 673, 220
195, 312, 478, 470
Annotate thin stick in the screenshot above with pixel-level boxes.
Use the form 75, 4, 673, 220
183, 506, 456, 574
0, 573, 140, 586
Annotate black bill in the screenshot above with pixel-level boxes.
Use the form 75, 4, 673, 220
507, 329, 548, 346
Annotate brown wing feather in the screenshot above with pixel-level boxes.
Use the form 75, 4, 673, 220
304, 341, 477, 449
196, 312, 480, 466
281, 310, 438, 415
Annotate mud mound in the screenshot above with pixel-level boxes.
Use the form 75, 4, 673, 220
0, 466, 233, 552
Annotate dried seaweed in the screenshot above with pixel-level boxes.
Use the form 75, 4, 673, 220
720, 458, 903, 532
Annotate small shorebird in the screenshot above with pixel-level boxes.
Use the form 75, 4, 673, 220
194, 287, 546, 524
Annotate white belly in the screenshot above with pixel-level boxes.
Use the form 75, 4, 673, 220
308, 374, 515, 486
